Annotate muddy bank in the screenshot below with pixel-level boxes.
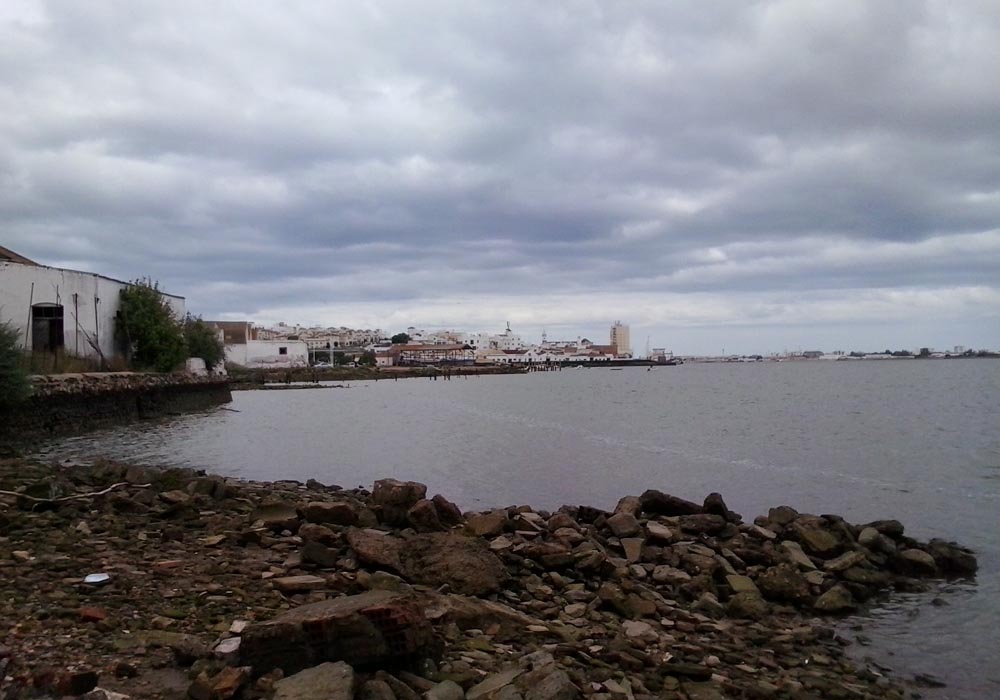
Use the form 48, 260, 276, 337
0, 374, 232, 446
0, 458, 976, 700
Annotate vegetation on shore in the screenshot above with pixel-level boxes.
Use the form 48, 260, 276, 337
115, 279, 224, 373
0, 321, 31, 407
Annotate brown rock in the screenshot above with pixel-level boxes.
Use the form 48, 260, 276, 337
400, 532, 507, 595
791, 519, 841, 556
757, 564, 812, 603
813, 585, 855, 613
190, 666, 251, 700
407, 499, 446, 532
79, 606, 108, 623
299, 522, 340, 545
302, 540, 340, 568
240, 591, 436, 676
466, 511, 508, 538
703, 492, 740, 522
678, 514, 727, 535
431, 494, 464, 526
606, 512, 641, 538
614, 496, 642, 516
896, 548, 937, 575
251, 502, 300, 531
639, 489, 703, 517
347, 528, 404, 571
304, 501, 359, 526
372, 479, 428, 525
273, 575, 327, 593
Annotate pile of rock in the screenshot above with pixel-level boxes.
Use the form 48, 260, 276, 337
0, 461, 976, 700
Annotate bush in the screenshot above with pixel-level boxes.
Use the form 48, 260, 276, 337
184, 315, 225, 370
116, 279, 188, 372
0, 322, 30, 407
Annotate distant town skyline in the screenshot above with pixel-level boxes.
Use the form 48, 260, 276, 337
2, 3, 998, 356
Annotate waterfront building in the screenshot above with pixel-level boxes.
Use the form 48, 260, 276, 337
205, 321, 309, 368
610, 321, 631, 358
0, 246, 184, 362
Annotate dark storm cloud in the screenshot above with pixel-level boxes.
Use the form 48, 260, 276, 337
1, 1, 999, 350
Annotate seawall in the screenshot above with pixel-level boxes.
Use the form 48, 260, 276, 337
0, 372, 232, 445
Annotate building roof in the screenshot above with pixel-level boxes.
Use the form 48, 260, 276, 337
0, 245, 38, 265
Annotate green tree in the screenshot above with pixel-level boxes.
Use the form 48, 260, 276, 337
116, 279, 188, 372
184, 315, 225, 370
391, 332, 411, 344
359, 350, 376, 366
0, 321, 30, 408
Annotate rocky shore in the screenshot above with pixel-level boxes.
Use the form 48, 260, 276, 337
0, 459, 977, 700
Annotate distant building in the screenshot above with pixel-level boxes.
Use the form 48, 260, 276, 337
610, 321, 631, 357
205, 321, 308, 368
0, 247, 184, 362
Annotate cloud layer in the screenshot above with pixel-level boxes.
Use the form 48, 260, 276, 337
2, 1, 999, 352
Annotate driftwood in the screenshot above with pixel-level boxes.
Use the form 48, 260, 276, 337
0, 481, 149, 504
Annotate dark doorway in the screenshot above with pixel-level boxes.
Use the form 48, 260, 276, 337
31, 303, 65, 353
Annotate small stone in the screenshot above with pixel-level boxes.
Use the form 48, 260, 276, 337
12, 550, 31, 562
79, 606, 108, 623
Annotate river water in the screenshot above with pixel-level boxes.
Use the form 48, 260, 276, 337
38, 360, 1000, 698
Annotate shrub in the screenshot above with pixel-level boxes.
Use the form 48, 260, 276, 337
116, 279, 188, 372
184, 315, 225, 370
0, 321, 30, 407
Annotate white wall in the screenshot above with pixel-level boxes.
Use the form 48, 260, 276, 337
226, 339, 309, 368
0, 261, 185, 361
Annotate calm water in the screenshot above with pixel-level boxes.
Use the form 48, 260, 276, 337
39, 360, 1000, 697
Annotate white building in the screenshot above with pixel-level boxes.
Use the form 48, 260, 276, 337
610, 321, 631, 358
206, 321, 309, 368
0, 246, 185, 362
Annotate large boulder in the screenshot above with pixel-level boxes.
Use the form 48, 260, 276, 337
347, 529, 404, 571
273, 662, 355, 700
372, 479, 428, 526
303, 501, 359, 527
925, 539, 978, 576
240, 591, 437, 676
400, 532, 507, 596
757, 564, 812, 603
639, 490, 703, 516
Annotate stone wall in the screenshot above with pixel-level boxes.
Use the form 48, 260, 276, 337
0, 372, 231, 445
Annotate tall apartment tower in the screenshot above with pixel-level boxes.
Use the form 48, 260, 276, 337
610, 321, 631, 357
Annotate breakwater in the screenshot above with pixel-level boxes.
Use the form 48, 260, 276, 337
0, 373, 231, 446
0, 458, 976, 700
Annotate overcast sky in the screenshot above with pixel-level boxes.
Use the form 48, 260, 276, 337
2, 1, 999, 354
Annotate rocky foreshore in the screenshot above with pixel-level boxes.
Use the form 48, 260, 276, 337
0, 459, 977, 700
